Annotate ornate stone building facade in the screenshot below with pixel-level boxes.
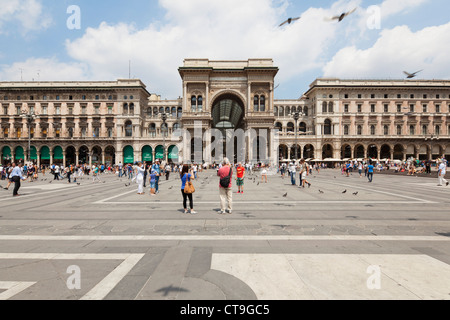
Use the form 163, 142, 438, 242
1, 59, 450, 166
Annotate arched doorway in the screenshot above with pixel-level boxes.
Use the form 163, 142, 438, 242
123, 145, 134, 164
290, 144, 301, 160
380, 145, 391, 160
30, 146, 38, 164
355, 145, 365, 159
303, 145, 314, 159
91, 146, 102, 165
66, 146, 76, 165
40, 146, 51, 165
211, 93, 245, 163
15, 146, 24, 162
53, 146, 64, 165
142, 145, 153, 163
341, 145, 352, 159
367, 145, 378, 159
393, 145, 404, 160
155, 145, 164, 161
2, 146, 12, 165
322, 144, 333, 159
279, 144, 288, 161
168, 145, 179, 164
79, 146, 89, 164
105, 146, 116, 165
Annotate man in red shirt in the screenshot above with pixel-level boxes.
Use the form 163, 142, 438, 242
235, 162, 245, 194
218, 157, 233, 214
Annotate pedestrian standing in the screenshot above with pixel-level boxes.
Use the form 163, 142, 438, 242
152, 160, 161, 194
367, 160, 374, 183
149, 169, 157, 195
300, 159, 311, 188
10, 163, 26, 197
180, 164, 196, 214
218, 158, 233, 214
136, 162, 145, 194
288, 161, 296, 185
235, 162, 245, 194
165, 163, 171, 180
261, 165, 268, 183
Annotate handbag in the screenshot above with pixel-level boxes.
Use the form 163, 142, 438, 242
220, 167, 232, 188
184, 174, 195, 194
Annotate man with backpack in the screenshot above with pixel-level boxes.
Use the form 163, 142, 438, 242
218, 157, 233, 214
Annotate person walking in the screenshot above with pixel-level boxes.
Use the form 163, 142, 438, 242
235, 162, 245, 194
299, 159, 311, 188
437, 159, 449, 187
288, 161, 296, 185
136, 162, 145, 194
180, 164, 196, 214
92, 165, 101, 183
65, 165, 72, 183
152, 160, 161, 194
367, 160, 375, 183
10, 163, 26, 197
165, 163, 171, 181
218, 158, 233, 214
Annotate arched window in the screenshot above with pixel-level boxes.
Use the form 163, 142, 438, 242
324, 119, 332, 135
322, 102, 327, 113
275, 122, 283, 132
171, 107, 176, 118
397, 125, 402, 135
279, 106, 284, 117
129, 103, 134, 115
274, 106, 278, 116
286, 106, 291, 116
197, 96, 203, 112
384, 125, 389, 135
260, 95, 265, 112
125, 121, 133, 137
299, 122, 307, 133
173, 123, 181, 131
357, 125, 362, 135
344, 125, 349, 135
370, 125, 376, 135
287, 122, 294, 132
165, 107, 170, 114
159, 107, 164, 115
298, 106, 303, 114
304, 107, 308, 116
123, 103, 129, 114
409, 125, 415, 136
177, 107, 183, 118
328, 102, 334, 113
191, 96, 197, 112
422, 125, 428, 135
435, 125, 440, 136
149, 123, 156, 138
153, 107, 158, 117
254, 96, 259, 112
161, 123, 168, 137
147, 107, 152, 117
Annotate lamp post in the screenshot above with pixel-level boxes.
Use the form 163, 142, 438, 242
21, 108, 38, 164
161, 113, 167, 162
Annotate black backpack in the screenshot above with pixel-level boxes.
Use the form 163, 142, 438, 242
220, 167, 232, 188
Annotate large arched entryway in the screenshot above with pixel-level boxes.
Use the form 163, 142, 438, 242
322, 144, 333, 159
66, 146, 76, 165
211, 93, 246, 163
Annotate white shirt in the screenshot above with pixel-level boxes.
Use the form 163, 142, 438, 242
439, 163, 446, 175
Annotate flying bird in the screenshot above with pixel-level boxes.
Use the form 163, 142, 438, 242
342, 190, 347, 194
326, 8, 357, 22
279, 17, 301, 27
403, 70, 423, 79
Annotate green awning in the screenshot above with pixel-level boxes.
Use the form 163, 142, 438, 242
41, 146, 50, 160
30, 146, 37, 160
155, 145, 164, 160
123, 145, 134, 163
54, 146, 64, 160
142, 146, 153, 162
2, 146, 11, 160
168, 145, 179, 159
15, 146, 24, 160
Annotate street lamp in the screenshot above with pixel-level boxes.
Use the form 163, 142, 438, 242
21, 108, 39, 164
161, 113, 167, 162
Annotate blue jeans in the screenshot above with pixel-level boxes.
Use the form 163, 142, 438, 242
368, 172, 373, 182
155, 176, 160, 192
290, 172, 296, 185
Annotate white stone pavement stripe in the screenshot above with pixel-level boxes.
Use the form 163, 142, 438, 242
0, 235, 449, 241
80, 254, 145, 300
0, 253, 145, 301
0, 282, 37, 300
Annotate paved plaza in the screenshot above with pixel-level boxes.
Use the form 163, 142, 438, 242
0, 168, 450, 300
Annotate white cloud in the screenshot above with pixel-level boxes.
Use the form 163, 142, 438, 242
322, 22, 450, 80
0, 58, 89, 82
0, 0, 51, 34
63, 0, 340, 97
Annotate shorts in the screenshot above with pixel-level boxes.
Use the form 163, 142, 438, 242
236, 178, 244, 186
150, 181, 156, 189
301, 172, 307, 179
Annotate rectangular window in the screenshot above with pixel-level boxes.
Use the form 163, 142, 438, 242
436, 104, 440, 113
358, 94, 362, 99
397, 94, 401, 99
108, 106, 113, 114
81, 127, 86, 138
94, 127, 100, 137
69, 96, 73, 100
397, 105, 401, 113
68, 107, 73, 115
344, 104, 349, 113
16, 106, 21, 115
95, 106, 100, 115
43, 95, 47, 100
42, 106, 48, 115
410, 94, 414, 99
55, 128, 61, 138
423, 105, 427, 113
42, 128, 47, 138
30, 96, 34, 101
56, 95, 60, 100
81, 106, 87, 115
371, 104, 375, 113
423, 94, 427, 99
410, 104, 415, 113
357, 105, 362, 113
108, 128, 113, 138
384, 94, 388, 99
344, 94, 348, 99
82, 95, 86, 100
436, 94, 440, 99
371, 94, 375, 99
95, 95, 100, 100
384, 104, 389, 113
3, 106, 7, 114
56, 106, 61, 115
4, 96, 8, 100
16, 128, 22, 138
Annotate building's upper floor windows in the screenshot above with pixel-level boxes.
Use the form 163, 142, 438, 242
423, 104, 427, 113
423, 94, 427, 99
397, 125, 402, 136
358, 94, 362, 99
343, 125, 349, 135
436, 94, 440, 99
95, 95, 100, 100
410, 94, 414, 99
344, 104, 349, 113
384, 125, 389, 135
82, 95, 86, 100
253, 95, 265, 112
3, 96, 8, 101
410, 104, 415, 113
371, 104, 375, 113
69, 95, 73, 100
191, 95, 203, 112
56, 95, 60, 100
384, 94, 388, 99
384, 104, 389, 113
371, 94, 375, 99
357, 104, 362, 113
436, 104, 440, 113
344, 94, 349, 99
397, 94, 401, 99
357, 125, 362, 135
397, 104, 402, 113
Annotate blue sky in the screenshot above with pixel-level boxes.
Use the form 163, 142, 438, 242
0, 0, 449, 99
